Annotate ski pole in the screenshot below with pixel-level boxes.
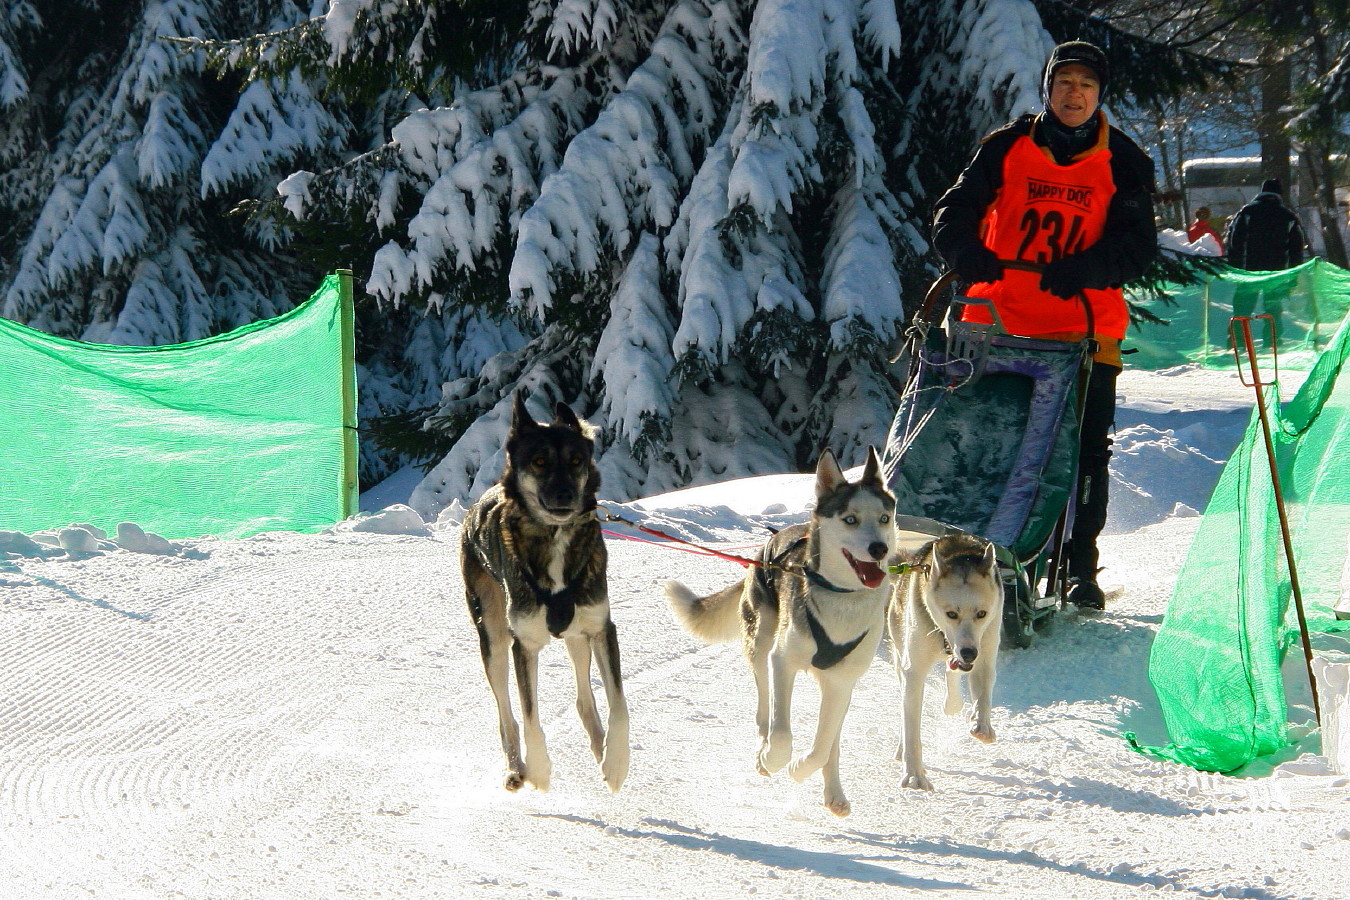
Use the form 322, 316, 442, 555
1230, 314, 1320, 724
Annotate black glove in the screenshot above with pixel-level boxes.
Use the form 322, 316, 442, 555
1039, 254, 1094, 299
951, 244, 1002, 284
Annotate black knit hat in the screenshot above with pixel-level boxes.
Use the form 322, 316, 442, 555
1261, 178, 1282, 196
1043, 41, 1110, 102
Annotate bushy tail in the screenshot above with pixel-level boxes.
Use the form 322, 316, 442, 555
664, 579, 744, 643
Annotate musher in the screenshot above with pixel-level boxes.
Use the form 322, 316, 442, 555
929, 40, 1158, 609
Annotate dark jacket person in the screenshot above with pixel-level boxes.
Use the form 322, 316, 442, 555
1224, 178, 1307, 326
1225, 178, 1305, 273
929, 40, 1158, 610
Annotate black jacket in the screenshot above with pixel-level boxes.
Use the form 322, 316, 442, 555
932, 113, 1158, 290
1224, 192, 1306, 272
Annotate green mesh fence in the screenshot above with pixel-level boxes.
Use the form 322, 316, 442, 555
1129, 258, 1350, 372
1128, 285, 1350, 773
0, 272, 358, 540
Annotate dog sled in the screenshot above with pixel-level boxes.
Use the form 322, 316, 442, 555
881, 264, 1096, 647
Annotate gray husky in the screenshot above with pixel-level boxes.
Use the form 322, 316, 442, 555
889, 532, 1001, 790
665, 448, 894, 816
460, 393, 629, 793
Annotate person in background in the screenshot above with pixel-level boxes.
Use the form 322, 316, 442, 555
1186, 206, 1224, 254
930, 40, 1158, 610
1224, 178, 1306, 331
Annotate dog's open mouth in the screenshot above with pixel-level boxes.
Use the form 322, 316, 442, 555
947, 657, 974, 672
842, 549, 886, 589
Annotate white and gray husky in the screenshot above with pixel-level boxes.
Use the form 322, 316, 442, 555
889, 531, 1002, 790
665, 447, 894, 816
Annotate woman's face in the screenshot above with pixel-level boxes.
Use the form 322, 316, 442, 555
1048, 63, 1100, 129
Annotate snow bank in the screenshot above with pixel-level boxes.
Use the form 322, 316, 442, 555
1314, 657, 1350, 775
0, 522, 190, 559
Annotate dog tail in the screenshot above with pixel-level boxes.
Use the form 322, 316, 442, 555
664, 579, 743, 643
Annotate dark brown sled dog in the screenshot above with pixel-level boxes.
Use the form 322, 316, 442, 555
460, 393, 629, 792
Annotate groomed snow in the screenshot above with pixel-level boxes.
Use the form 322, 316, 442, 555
0, 366, 1346, 899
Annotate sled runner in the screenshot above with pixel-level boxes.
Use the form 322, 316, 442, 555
881, 266, 1096, 647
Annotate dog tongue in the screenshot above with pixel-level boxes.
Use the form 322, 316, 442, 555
844, 551, 886, 588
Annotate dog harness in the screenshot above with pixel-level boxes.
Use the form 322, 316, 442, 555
802, 604, 868, 669
761, 536, 860, 594
760, 537, 873, 669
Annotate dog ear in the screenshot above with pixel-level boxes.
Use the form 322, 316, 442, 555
861, 445, 883, 486
511, 392, 538, 433
552, 401, 582, 431
815, 447, 845, 495
983, 540, 998, 574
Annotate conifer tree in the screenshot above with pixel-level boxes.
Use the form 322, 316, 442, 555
0, 2, 343, 343
0, 0, 1232, 511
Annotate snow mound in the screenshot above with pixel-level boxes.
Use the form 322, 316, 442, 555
333, 504, 433, 536
1159, 227, 1223, 257
1105, 425, 1225, 535
1, 522, 191, 559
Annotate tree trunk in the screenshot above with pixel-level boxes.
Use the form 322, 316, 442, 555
1258, 49, 1293, 192
1152, 105, 1184, 229
1300, 31, 1348, 268
1303, 146, 1348, 267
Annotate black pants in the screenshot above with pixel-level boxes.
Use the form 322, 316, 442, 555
1067, 363, 1118, 581
1231, 273, 1295, 336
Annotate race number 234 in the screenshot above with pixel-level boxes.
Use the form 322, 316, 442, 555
1015, 208, 1088, 263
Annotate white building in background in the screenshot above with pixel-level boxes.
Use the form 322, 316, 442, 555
1181, 156, 1350, 257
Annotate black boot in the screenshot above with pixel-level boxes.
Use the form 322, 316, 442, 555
1063, 536, 1106, 609
1064, 464, 1109, 611
1066, 575, 1106, 610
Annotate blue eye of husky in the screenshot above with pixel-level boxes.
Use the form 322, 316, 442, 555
844, 515, 858, 525
880, 514, 890, 524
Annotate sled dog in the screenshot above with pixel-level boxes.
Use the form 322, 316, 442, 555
460, 393, 628, 793
889, 531, 1002, 790
665, 447, 894, 816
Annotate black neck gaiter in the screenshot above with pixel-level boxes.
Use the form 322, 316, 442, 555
1041, 112, 1099, 165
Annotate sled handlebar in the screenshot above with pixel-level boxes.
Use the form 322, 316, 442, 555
902, 259, 1095, 346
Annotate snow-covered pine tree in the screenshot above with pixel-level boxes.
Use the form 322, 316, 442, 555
0, 0, 447, 480
207, 0, 1239, 515
207, 0, 924, 515
1, 0, 1234, 514
0, 1, 347, 346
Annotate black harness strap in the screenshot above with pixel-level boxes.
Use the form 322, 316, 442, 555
803, 604, 869, 669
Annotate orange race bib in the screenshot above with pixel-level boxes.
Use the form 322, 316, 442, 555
963, 130, 1128, 339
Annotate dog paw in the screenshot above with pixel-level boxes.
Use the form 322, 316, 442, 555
758, 737, 791, 774
601, 748, 630, 793
787, 753, 823, 783
524, 762, 551, 792
901, 772, 934, 791
504, 770, 526, 792
970, 725, 996, 744
823, 796, 852, 818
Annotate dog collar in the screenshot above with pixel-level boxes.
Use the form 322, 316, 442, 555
801, 567, 859, 594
